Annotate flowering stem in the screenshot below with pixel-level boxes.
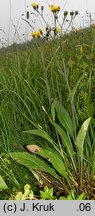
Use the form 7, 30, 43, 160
61, 17, 66, 35
22, 18, 34, 30
63, 60, 77, 139
37, 10, 50, 28
65, 16, 75, 33
54, 14, 57, 37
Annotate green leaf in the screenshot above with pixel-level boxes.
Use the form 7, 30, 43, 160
0, 175, 8, 191
51, 121, 76, 172
71, 75, 84, 101
23, 129, 60, 153
59, 196, 67, 200
26, 145, 68, 179
67, 190, 75, 200
6, 152, 58, 180
51, 100, 74, 136
76, 117, 91, 182
23, 129, 54, 145
51, 99, 57, 121
59, 190, 75, 200
51, 122, 74, 155
40, 186, 55, 200
76, 117, 91, 160
77, 193, 85, 200
67, 75, 84, 102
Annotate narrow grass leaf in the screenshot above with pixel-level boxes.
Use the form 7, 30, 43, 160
71, 75, 84, 101
67, 75, 84, 102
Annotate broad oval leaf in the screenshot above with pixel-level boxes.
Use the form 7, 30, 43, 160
26, 145, 68, 179
6, 152, 58, 180
76, 117, 91, 159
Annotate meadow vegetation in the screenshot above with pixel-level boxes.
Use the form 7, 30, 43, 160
0, 3, 95, 200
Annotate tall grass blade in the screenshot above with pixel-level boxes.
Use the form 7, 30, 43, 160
67, 75, 84, 102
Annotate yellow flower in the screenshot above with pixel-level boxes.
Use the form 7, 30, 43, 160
53, 27, 60, 34
49, 5, 55, 11
35, 31, 41, 37
29, 28, 43, 38
30, 30, 41, 38
31, 3, 38, 10
49, 5, 60, 13
38, 28, 43, 35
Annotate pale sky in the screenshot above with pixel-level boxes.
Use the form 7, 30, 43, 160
0, 0, 95, 48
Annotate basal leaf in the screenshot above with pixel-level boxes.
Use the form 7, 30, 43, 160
54, 100, 74, 136
76, 117, 91, 160
23, 129, 54, 145
26, 145, 68, 179
51, 121, 76, 172
75, 117, 91, 183
6, 152, 58, 179
51, 98, 58, 121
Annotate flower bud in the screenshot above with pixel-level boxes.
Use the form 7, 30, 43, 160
70, 11, 74, 16
75, 10, 78, 16
27, 11, 29, 19
64, 11, 68, 17
41, 5, 44, 11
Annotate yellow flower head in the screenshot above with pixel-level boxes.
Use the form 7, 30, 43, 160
38, 28, 43, 34
31, 3, 39, 10
53, 27, 60, 34
31, 32, 36, 38
35, 31, 41, 37
49, 5, 60, 13
30, 30, 41, 38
